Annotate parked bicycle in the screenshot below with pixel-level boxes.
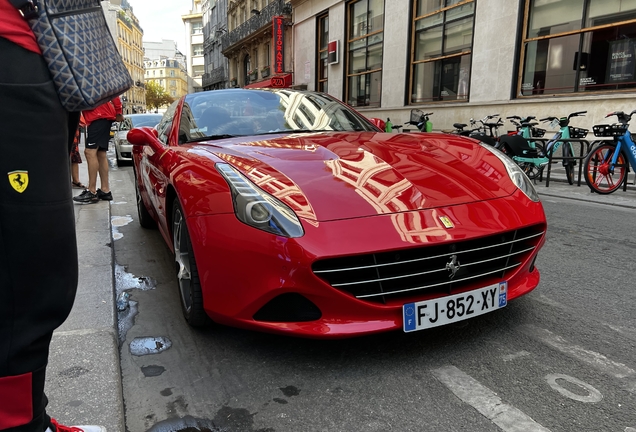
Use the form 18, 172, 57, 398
496, 115, 547, 180
406, 109, 433, 132
539, 111, 588, 185
470, 114, 504, 147
583, 110, 636, 194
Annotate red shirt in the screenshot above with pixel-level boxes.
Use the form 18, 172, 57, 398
83, 97, 123, 126
0, 0, 41, 54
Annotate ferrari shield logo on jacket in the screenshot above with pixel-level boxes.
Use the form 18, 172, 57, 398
8, 170, 28, 193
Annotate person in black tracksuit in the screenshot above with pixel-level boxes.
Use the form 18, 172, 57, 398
0, 13, 103, 432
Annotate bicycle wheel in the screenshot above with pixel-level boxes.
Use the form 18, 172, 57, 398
562, 143, 575, 185
520, 162, 542, 180
584, 142, 628, 194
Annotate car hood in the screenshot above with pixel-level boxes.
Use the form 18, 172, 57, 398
197, 132, 516, 222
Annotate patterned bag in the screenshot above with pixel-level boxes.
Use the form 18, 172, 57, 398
10, 0, 133, 111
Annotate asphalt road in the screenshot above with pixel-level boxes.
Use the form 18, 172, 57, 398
108, 162, 636, 432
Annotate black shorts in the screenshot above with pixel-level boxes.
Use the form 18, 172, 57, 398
86, 118, 112, 150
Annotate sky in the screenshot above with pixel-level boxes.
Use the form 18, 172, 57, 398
127, 0, 193, 51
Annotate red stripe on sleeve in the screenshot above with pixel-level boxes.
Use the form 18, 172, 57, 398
0, 372, 33, 429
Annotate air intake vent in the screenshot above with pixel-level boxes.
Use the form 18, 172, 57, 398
312, 225, 545, 303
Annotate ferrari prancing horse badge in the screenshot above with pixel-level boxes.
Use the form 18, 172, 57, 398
8, 171, 29, 193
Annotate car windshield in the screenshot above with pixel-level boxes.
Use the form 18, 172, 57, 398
130, 114, 163, 128
179, 89, 377, 143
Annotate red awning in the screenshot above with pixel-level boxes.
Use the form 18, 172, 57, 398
243, 73, 292, 89
244, 79, 272, 89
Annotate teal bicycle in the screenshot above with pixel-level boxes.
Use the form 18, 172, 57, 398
499, 111, 587, 185
539, 111, 588, 185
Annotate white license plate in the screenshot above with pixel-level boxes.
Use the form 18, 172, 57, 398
403, 282, 508, 332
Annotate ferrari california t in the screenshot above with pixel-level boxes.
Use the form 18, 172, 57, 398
127, 88, 547, 338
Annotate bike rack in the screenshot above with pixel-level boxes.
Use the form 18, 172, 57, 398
532, 137, 593, 187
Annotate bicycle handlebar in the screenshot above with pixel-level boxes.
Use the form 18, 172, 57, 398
568, 110, 587, 119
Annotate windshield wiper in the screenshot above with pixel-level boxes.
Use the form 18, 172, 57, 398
287, 129, 336, 133
186, 134, 239, 143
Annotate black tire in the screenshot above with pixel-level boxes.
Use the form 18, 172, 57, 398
133, 166, 157, 229
563, 143, 575, 185
520, 162, 542, 180
172, 198, 208, 327
583, 142, 627, 194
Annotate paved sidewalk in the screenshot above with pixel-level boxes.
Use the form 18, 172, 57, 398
44, 159, 125, 431
535, 167, 636, 208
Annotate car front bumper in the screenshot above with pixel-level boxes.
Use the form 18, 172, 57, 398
188, 189, 546, 338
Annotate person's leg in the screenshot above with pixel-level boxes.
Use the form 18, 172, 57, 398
83, 147, 99, 194
0, 37, 77, 432
71, 162, 81, 185
97, 150, 110, 194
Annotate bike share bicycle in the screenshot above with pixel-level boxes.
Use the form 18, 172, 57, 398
496, 115, 547, 180
498, 111, 587, 185
584, 110, 636, 194
406, 109, 433, 132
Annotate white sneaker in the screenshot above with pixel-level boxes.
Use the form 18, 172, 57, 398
47, 418, 106, 432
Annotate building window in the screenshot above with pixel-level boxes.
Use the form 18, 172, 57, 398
519, 0, 636, 96
346, 0, 385, 108
170, 70, 175, 77
192, 21, 203, 34
409, 0, 474, 104
317, 13, 329, 93
193, 44, 204, 56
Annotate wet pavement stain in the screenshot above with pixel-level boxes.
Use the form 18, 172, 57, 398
67, 400, 83, 407
167, 395, 189, 418
141, 365, 166, 377
146, 415, 223, 432
160, 388, 173, 396
272, 398, 287, 404
129, 336, 172, 356
111, 215, 133, 240
117, 299, 138, 347
213, 406, 275, 432
58, 366, 90, 378
279, 385, 300, 397
147, 411, 276, 432
115, 263, 157, 292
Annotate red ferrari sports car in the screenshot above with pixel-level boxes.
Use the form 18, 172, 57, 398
127, 88, 546, 338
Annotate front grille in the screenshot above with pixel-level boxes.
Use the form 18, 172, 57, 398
312, 224, 545, 303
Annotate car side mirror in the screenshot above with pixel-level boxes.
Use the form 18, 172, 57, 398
368, 118, 385, 131
127, 127, 161, 151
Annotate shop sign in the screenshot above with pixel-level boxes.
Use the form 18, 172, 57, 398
273, 16, 285, 74
608, 39, 635, 83
328, 40, 339, 64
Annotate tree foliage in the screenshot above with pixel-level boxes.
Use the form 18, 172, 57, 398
145, 80, 174, 111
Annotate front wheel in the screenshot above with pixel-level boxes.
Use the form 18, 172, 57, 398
583, 143, 628, 194
172, 199, 209, 327
134, 166, 157, 229
562, 144, 575, 185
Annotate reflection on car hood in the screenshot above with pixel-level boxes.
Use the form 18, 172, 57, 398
197, 131, 516, 222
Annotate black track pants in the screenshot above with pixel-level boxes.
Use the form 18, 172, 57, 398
0, 37, 78, 432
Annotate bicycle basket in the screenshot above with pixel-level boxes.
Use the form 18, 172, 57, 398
592, 123, 628, 137
410, 109, 424, 123
568, 126, 589, 138
531, 127, 546, 137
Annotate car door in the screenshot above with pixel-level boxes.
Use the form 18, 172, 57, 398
139, 102, 180, 235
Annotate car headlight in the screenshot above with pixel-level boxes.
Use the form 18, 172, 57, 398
216, 164, 304, 238
480, 143, 540, 202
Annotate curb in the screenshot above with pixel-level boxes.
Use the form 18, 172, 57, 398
45, 168, 125, 430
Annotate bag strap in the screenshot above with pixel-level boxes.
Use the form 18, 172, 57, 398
9, 0, 39, 19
